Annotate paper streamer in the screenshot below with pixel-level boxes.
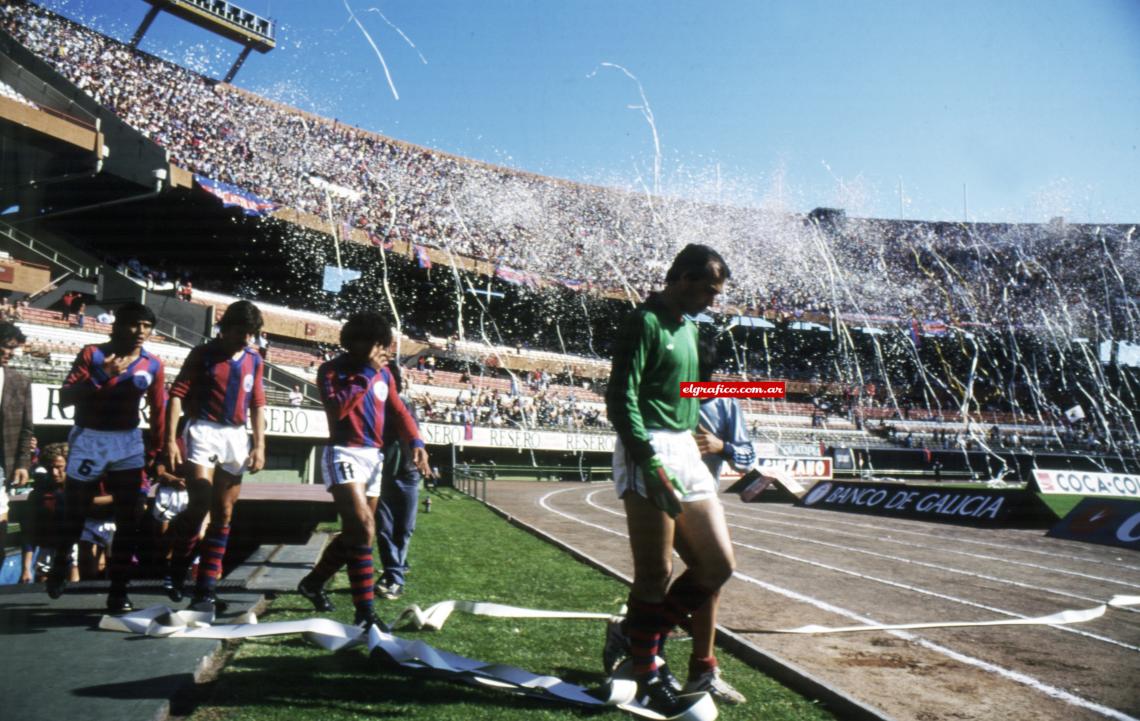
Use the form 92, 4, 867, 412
729, 594, 1140, 635
391, 599, 615, 631
100, 595, 1137, 719
99, 605, 717, 721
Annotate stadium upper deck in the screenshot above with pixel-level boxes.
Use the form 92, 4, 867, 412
0, 2, 1135, 461
2, 1, 1136, 334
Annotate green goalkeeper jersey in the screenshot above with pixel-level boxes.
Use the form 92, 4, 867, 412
605, 293, 700, 465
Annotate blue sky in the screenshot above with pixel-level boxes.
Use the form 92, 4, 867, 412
35, 0, 1140, 223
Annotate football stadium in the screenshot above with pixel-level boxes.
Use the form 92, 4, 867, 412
0, 2, 1137, 720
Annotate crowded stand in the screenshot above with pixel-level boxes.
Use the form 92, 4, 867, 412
0, 0, 1136, 461
3, 1, 1136, 327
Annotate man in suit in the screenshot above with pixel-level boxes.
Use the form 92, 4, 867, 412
0, 321, 35, 569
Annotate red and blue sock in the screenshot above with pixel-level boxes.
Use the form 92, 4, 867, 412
346, 544, 374, 615
195, 524, 230, 596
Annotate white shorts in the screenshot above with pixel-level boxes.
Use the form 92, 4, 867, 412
321, 445, 384, 498
0, 485, 7, 516
184, 419, 250, 476
613, 430, 719, 503
80, 518, 116, 548
66, 427, 146, 481
152, 485, 190, 521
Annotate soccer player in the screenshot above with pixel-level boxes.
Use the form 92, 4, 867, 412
150, 438, 189, 595
164, 300, 266, 612
603, 244, 735, 715
296, 311, 430, 630
46, 302, 166, 612
680, 336, 754, 704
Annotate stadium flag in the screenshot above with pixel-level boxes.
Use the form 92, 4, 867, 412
922, 319, 949, 336
464, 422, 474, 441
1065, 404, 1086, 423
909, 318, 922, 347
368, 231, 394, 250
194, 175, 277, 216
495, 265, 529, 285
558, 278, 587, 292
414, 245, 432, 269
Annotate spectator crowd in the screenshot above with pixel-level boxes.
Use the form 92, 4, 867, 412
3, 1, 1136, 337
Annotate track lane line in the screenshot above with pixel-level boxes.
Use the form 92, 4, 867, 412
532, 485, 1139, 721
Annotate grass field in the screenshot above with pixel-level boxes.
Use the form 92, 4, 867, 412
187, 489, 836, 721
1036, 493, 1087, 518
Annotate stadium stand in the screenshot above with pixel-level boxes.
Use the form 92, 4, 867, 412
0, 1, 1135, 462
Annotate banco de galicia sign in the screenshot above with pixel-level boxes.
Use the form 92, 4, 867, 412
797, 481, 1038, 527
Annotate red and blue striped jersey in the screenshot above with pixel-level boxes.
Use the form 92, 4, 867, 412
60, 344, 167, 453
169, 341, 266, 426
319, 355, 424, 450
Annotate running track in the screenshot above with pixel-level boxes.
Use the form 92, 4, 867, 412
482, 480, 1140, 721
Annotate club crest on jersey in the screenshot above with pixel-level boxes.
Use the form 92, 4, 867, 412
243, 374, 255, 392
132, 370, 153, 389
372, 380, 389, 402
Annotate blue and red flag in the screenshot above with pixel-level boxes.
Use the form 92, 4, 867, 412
194, 175, 277, 216
368, 231, 395, 250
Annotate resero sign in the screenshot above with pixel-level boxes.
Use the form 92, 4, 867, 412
797, 481, 1040, 527
1033, 469, 1140, 498
1047, 498, 1140, 551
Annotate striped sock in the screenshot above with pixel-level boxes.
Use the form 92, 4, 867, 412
310, 534, 349, 584
346, 544, 375, 615
195, 524, 230, 596
626, 596, 670, 677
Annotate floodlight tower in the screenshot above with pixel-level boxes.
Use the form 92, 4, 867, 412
130, 0, 276, 82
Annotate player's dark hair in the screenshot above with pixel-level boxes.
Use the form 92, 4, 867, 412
41, 442, 68, 464
340, 311, 392, 350
113, 301, 156, 327
0, 321, 25, 346
665, 244, 731, 284
219, 300, 263, 334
